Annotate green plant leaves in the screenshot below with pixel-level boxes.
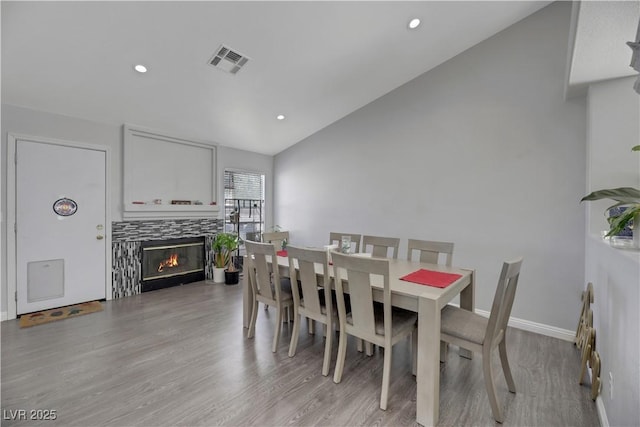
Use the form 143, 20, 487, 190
580, 187, 640, 204
213, 233, 240, 270
581, 187, 640, 237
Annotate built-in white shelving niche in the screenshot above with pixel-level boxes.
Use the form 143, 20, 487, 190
123, 125, 218, 219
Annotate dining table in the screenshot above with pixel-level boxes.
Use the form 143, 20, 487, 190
241, 252, 475, 427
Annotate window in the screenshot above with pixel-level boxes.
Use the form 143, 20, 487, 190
224, 170, 265, 247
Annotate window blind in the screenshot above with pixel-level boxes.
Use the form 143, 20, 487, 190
224, 171, 264, 200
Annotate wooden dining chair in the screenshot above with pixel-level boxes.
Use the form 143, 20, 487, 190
286, 246, 334, 376
439, 257, 524, 423
331, 251, 417, 410
329, 232, 362, 253
362, 235, 400, 259
262, 231, 289, 251
406, 239, 454, 266
245, 240, 294, 353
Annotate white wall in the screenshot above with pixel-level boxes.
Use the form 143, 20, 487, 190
585, 76, 640, 427
274, 2, 586, 332
586, 77, 640, 234
0, 104, 274, 315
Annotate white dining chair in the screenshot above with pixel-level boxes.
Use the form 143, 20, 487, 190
262, 231, 289, 250
439, 257, 523, 423
331, 251, 417, 410
362, 235, 400, 259
245, 240, 294, 353
406, 239, 454, 266
329, 232, 362, 253
286, 245, 335, 376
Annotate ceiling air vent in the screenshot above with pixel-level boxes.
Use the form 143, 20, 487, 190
208, 45, 250, 75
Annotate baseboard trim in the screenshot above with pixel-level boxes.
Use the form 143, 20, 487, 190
474, 308, 575, 342
587, 361, 609, 427
1, 311, 8, 322
595, 390, 609, 426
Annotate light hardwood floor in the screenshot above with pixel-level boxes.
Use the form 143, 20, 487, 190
1, 280, 599, 426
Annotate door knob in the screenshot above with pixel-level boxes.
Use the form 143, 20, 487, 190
96, 235, 104, 240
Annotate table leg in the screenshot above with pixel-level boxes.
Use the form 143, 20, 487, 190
243, 263, 252, 329
458, 270, 475, 359
417, 296, 440, 427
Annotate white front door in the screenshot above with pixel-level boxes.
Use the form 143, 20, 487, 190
15, 139, 107, 315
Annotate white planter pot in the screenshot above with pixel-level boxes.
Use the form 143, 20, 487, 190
213, 267, 226, 283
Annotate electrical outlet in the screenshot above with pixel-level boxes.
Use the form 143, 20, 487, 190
609, 372, 614, 400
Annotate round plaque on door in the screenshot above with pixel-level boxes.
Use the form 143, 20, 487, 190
53, 198, 78, 216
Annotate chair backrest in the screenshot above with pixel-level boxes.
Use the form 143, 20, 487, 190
406, 239, 454, 266
245, 231, 261, 242
485, 257, 524, 346
331, 252, 391, 344
329, 232, 362, 253
245, 240, 281, 303
262, 231, 289, 250
286, 246, 331, 319
362, 235, 400, 259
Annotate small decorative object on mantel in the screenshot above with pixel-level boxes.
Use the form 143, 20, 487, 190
171, 200, 192, 205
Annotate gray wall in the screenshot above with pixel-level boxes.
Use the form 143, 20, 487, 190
585, 76, 640, 427
274, 2, 587, 331
586, 76, 640, 234
0, 104, 274, 315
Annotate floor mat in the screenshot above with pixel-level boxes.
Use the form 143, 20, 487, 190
19, 301, 103, 328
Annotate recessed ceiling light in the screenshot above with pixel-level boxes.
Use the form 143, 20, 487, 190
408, 18, 421, 29
134, 64, 148, 73
276, 114, 285, 120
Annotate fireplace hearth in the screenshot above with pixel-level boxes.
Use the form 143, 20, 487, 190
140, 237, 205, 292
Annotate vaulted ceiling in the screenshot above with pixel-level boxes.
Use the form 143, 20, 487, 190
4, 1, 635, 155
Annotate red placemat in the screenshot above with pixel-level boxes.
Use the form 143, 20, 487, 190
277, 250, 288, 257
400, 269, 462, 288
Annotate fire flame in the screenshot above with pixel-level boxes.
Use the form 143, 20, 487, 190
158, 254, 179, 272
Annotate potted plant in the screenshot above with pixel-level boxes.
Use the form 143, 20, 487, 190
213, 232, 240, 284
580, 145, 640, 248
212, 234, 230, 283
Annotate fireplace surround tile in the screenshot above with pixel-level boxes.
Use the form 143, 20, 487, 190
111, 218, 223, 298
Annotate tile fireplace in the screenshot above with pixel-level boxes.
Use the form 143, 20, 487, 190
111, 218, 222, 298
140, 237, 205, 292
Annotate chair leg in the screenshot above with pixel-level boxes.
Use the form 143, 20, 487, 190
482, 347, 504, 423
247, 300, 259, 339
380, 345, 392, 410
499, 339, 516, 393
322, 321, 332, 377
288, 311, 300, 357
412, 329, 417, 376
272, 304, 283, 353
440, 340, 449, 362
356, 338, 364, 353
333, 329, 347, 384
365, 341, 374, 356
308, 318, 315, 335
